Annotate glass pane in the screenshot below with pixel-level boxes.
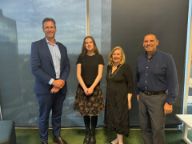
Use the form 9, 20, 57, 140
89, 0, 111, 126
188, 59, 192, 113
0, 0, 112, 127
187, 6, 192, 113
0, 0, 86, 126
89, 0, 111, 55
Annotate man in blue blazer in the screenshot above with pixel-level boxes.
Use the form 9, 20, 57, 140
31, 17, 70, 144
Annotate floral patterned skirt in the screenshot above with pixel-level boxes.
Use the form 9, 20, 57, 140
74, 85, 104, 116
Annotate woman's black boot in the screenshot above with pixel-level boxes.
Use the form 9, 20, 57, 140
83, 128, 90, 144
89, 128, 96, 144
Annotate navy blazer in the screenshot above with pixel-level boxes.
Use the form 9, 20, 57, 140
31, 38, 70, 95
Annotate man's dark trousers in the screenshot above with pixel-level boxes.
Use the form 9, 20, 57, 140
138, 92, 166, 144
37, 91, 66, 142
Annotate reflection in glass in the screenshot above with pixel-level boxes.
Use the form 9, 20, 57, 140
0, 0, 111, 126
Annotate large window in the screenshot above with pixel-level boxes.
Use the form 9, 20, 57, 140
0, 0, 111, 126
184, 0, 192, 115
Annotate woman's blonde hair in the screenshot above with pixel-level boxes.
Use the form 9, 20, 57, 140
108, 46, 126, 66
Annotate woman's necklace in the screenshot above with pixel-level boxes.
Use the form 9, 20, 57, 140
111, 64, 121, 74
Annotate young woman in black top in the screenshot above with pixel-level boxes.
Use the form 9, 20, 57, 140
74, 36, 104, 144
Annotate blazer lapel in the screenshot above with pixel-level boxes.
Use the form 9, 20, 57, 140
42, 38, 54, 68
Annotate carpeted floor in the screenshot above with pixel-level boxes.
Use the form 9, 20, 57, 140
15, 128, 191, 144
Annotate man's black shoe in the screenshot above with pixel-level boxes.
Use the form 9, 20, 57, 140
53, 136, 67, 144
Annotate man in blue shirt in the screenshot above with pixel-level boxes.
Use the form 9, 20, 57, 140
136, 33, 178, 144
31, 18, 70, 144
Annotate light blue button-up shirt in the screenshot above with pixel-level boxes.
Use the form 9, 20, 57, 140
46, 39, 61, 84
